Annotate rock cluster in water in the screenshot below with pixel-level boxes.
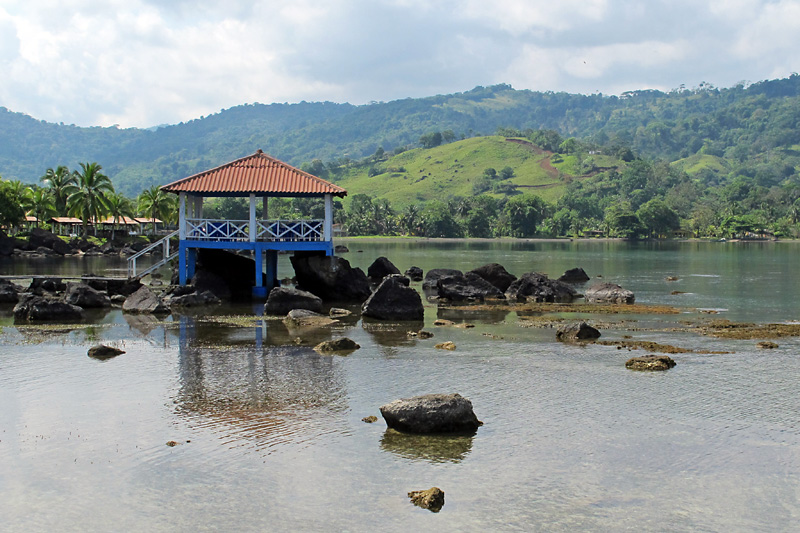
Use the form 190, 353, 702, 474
379, 393, 482, 434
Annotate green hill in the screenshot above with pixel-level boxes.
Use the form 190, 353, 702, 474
334, 136, 578, 207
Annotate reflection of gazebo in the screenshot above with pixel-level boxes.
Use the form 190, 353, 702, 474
159, 150, 347, 297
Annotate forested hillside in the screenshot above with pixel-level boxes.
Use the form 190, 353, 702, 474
2, 75, 800, 239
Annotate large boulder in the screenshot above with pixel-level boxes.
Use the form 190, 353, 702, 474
13, 295, 84, 322
290, 252, 371, 303
555, 322, 601, 342
106, 278, 143, 297
122, 286, 169, 314
362, 275, 424, 321
422, 269, 463, 290
28, 228, 73, 255
65, 283, 111, 308
191, 269, 232, 301
585, 282, 635, 304
367, 256, 401, 280
469, 263, 517, 292
558, 267, 590, 283
436, 272, 504, 302
194, 248, 267, 300
380, 393, 481, 434
505, 272, 577, 303
0, 234, 18, 256
265, 287, 323, 315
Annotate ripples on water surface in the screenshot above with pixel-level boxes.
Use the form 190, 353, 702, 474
1, 240, 800, 531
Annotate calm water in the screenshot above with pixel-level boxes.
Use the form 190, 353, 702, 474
1, 240, 799, 532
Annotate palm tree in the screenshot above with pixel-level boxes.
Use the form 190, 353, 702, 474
137, 185, 172, 236
67, 162, 115, 237
27, 187, 56, 228
40, 166, 77, 216
105, 192, 134, 241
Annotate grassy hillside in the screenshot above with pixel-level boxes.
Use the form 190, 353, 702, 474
333, 136, 626, 208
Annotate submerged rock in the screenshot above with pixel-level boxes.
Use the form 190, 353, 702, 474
757, 341, 779, 349
87, 345, 125, 359
408, 487, 445, 512
585, 282, 635, 304
265, 287, 323, 315
625, 355, 676, 371
313, 337, 360, 354
283, 309, 338, 328
556, 322, 601, 342
167, 290, 221, 308
469, 263, 517, 292
435, 341, 456, 350
362, 415, 378, 423
380, 393, 481, 434
362, 275, 424, 321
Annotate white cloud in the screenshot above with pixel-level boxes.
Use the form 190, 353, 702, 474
1, 1, 800, 127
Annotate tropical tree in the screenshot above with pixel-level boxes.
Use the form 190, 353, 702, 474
136, 185, 174, 235
40, 166, 77, 216
27, 187, 56, 228
67, 162, 114, 237
0, 180, 25, 231
105, 192, 135, 240
504, 194, 548, 237
636, 198, 680, 238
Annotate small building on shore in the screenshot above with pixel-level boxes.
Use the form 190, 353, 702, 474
160, 150, 347, 297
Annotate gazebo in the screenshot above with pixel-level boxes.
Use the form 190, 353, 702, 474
159, 150, 347, 297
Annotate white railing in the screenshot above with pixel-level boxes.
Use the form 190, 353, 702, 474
127, 230, 179, 279
257, 219, 323, 241
184, 218, 324, 242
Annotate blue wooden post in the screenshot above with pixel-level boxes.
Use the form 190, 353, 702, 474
179, 242, 187, 285
266, 250, 278, 289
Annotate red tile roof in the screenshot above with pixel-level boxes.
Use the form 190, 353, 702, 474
160, 150, 347, 197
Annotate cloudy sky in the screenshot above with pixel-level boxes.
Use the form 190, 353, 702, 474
2, 0, 799, 128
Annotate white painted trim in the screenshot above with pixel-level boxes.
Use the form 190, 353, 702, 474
179, 193, 186, 240
324, 194, 333, 241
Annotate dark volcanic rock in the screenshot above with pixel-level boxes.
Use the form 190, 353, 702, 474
0, 280, 22, 304
408, 487, 445, 512
28, 277, 67, 295
28, 228, 73, 255
334, 244, 349, 254
368, 256, 401, 280
13, 295, 84, 322
625, 355, 676, 371
87, 345, 125, 359
194, 248, 268, 300
555, 322, 601, 342
558, 267, 591, 283
191, 269, 232, 301
469, 263, 517, 292
65, 283, 111, 308
122, 286, 169, 314
404, 266, 423, 282
265, 287, 323, 315
106, 278, 143, 297
0, 234, 17, 256
585, 282, 635, 304
437, 272, 505, 302
422, 269, 463, 290
290, 252, 371, 303
380, 393, 481, 434
505, 272, 577, 302
362, 275, 424, 321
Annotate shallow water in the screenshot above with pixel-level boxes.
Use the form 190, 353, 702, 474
1, 240, 799, 531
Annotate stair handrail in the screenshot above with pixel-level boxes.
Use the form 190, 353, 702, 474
127, 230, 179, 279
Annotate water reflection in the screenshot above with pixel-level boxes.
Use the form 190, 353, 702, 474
361, 319, 424, 348
380, 428, 474, 464
174, 315, 349, 452
437, 305, 510, 324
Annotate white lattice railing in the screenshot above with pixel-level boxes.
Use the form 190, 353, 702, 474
185, 218, 324, 242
